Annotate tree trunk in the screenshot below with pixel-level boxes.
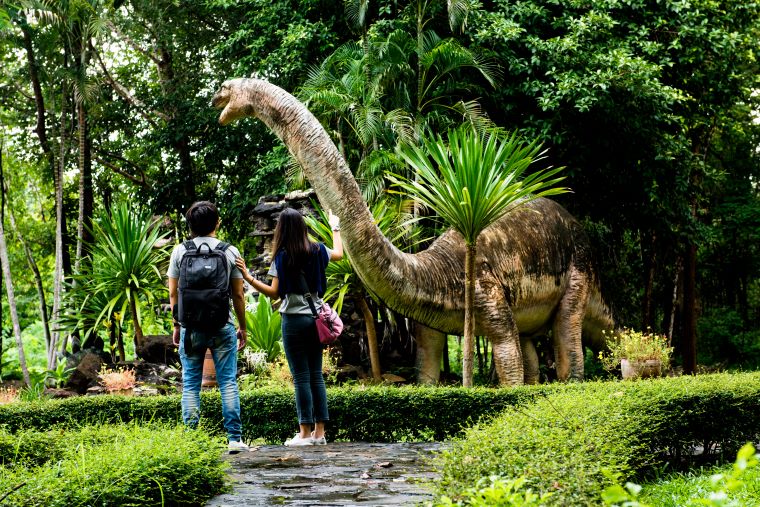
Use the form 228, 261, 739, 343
682, 241, 697, 374
130, 297, 144, 353
117, 320, 125, 363
356, 294, 381, 380
462, 243, 476, 387
50, 90, 68, 369
442, 336, 450, 375
6, 196, 51, 356
76, 100, 93, 271
0, 145, 30, 385
641, 230, 656, 330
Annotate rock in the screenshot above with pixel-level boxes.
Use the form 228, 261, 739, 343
253, 201, 286, 215
86, 385, 107, 396
133, 386, 159, 396
381, 373, 406, 383
137, 335, 179, 365
44, 388, 78, 399
133, 361, 181, 386
67, 352, 104, 394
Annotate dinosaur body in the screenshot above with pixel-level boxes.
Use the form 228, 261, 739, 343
213, 78, 613, 385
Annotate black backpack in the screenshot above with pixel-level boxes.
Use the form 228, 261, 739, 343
176, 240, 231, 333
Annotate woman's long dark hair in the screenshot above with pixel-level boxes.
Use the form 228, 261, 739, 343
272, 208, 316, 267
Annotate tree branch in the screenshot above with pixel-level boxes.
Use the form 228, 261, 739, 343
93, 151, 149, 188
91, 45, 168, 125
104, 19, 161, 65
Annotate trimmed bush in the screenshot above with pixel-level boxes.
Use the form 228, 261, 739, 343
0, 423, 227, 506
435, 373, 760, 506
0, 385, 559, 443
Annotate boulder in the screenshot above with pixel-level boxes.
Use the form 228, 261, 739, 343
137, 335, 179, 365
67, 352, 104, 394
133, 361, 181, 386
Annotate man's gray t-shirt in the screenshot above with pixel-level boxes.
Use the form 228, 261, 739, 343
267, 247, 333, 315
167, 236, 243, 325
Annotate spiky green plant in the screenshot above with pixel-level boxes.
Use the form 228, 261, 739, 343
63, 204, 169, 356
244, 294, 282, 362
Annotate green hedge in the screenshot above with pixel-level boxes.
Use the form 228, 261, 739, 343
435, 372, 760, 506
0, 423, 227, 506
0, 385, 557, 443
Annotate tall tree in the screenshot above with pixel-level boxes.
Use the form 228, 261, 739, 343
0, 141, 30, 385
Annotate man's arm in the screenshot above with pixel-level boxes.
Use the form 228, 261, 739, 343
231, 278, 247, 350
168, 277, 180, 347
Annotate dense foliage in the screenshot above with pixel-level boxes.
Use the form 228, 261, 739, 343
0, 384, 553, 442
434, 372, 760, 506
0, 0, 757, 374
0, 423, 228, 506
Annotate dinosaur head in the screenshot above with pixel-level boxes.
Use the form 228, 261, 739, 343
212, 78, 251, 125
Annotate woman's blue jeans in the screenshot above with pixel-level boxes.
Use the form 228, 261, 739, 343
281, 314, 329, 424
179, 323, 242, 442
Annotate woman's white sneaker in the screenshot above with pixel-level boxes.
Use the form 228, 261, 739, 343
228, 440, 251, 454
284, 433, 315, 447
310, 431, 327, 445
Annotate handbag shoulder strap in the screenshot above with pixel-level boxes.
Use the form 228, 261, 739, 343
298, 271, 319, 319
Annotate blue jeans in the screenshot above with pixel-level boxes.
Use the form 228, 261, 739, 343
281, 314, 329, 424
179, 323, 242, 442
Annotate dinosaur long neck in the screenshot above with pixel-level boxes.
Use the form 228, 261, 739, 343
238, 78, 414, 305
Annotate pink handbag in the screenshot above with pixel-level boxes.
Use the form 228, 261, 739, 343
299, 271, 343, 345
315, 302, 343, 345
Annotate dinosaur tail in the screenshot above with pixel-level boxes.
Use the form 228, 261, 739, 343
583, 287, 615, 351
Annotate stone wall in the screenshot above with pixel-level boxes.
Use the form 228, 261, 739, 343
244, 190, 371, 372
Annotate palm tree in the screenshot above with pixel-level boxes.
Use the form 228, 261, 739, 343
392, 126, 568, 386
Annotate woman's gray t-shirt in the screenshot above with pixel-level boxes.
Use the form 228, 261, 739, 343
267, 247, 332, 315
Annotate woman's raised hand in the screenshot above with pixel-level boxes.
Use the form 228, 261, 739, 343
234, 256, 248, 273
328, 210, 340, 231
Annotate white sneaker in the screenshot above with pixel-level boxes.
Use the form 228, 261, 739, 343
284, 433, 315, 447
228, 440, 251, 454
310, 431, 327, 445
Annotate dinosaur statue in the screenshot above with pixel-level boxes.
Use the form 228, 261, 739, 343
212, 78, 614, 385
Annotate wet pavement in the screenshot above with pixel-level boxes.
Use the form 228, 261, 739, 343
205, 442, 443, 506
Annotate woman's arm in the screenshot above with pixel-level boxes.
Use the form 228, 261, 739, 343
328, 210, 343, 261
234, 256, 280, 299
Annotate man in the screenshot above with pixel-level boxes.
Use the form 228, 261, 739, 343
167, 201, 249, 453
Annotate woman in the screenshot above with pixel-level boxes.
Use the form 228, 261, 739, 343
236, 208, 343, 446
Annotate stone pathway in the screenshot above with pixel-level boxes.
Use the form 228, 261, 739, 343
206, 442, 443, 506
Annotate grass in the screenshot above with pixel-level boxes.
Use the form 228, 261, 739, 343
640, 462, 760, 506
0, 422, 229, 506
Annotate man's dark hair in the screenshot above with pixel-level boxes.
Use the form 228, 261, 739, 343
186, 201, 219, 237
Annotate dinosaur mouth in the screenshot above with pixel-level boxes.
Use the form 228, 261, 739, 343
211, 89, 229, 110
212, 87, 234, 125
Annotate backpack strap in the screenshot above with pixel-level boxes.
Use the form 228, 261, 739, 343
215, 242, 230, 252
183, 240, 196, 251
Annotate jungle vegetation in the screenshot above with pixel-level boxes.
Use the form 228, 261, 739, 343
0, 0, 758, 380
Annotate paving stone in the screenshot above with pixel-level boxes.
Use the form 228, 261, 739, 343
206, 442, 443, 506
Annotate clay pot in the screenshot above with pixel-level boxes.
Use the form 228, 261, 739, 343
202, 349, 217, 387
621, 358, 662, 380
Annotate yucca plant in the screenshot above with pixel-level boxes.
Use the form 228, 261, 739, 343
391, 126, 568, 387
244, 294, 282, 362
68, 204, 169, 356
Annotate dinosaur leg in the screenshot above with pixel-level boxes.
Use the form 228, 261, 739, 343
552, 264, 591, 381
477, 281, 523, 386
414, 323, 446, 384
520, 336, 540, 385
